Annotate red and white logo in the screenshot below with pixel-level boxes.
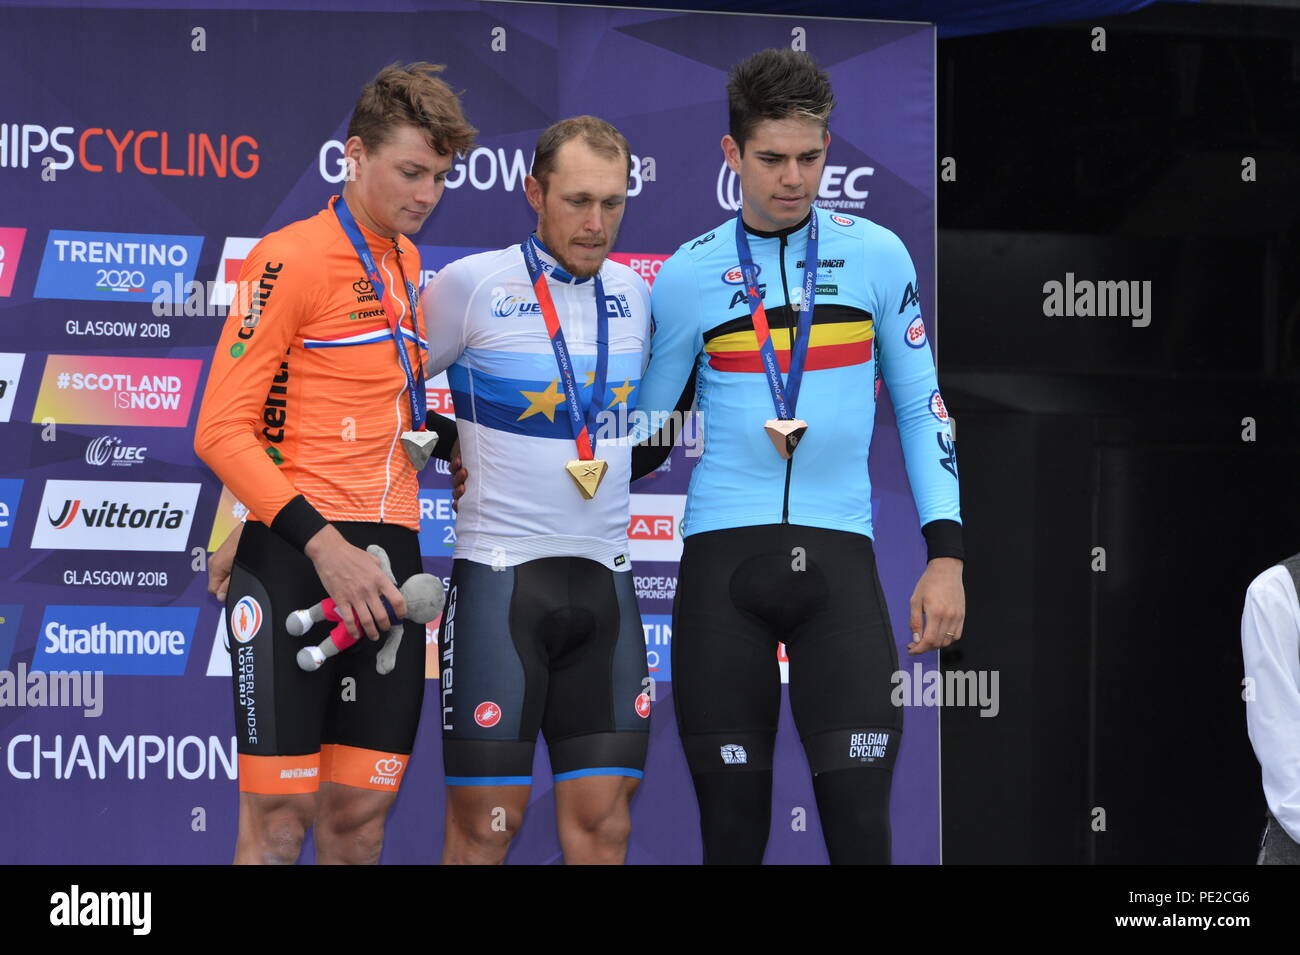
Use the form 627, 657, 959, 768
230, 596, 263, 644
0, 227, 28, 297
474, 701, 501, 727
635, 693, 651, 719
627, 494, 686, 563
905, 314, 927, 349
830, 213, 855, 227
929, 390, 949, 424
212, 237, 259, 307
608, 252, 670, 289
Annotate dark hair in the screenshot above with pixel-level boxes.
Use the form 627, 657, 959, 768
347, 61, 477, 157
727, 49, 835, 152
531, 115, 632, 191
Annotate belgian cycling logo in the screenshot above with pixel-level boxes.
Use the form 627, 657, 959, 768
33, 231, 204, 304
829, 213, 855, 227
721, 264, 757, 285
849, 731, 891, 762
490, 288, 541, 318
229, 597, 263, 644
85, 435, 147, 468
474, 701, 502, 728
929, 390, 949, 425
370, 757, 404, 787
720, 743, 748, 765
905, 315, 927, 349
635, 692, 651, 719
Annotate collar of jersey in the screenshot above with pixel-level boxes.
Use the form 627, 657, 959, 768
330, 193, 405, 255
741, 210, 813, 240
528, 233, 592, 285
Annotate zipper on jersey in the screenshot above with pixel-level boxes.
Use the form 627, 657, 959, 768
777, 232, 794, 525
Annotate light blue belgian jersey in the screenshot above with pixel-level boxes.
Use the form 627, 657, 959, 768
637, 210, 961, 550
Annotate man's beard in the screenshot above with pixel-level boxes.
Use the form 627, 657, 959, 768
541, 228, 613, 279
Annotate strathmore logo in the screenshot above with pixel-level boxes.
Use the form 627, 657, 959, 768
30, 480, 199, 552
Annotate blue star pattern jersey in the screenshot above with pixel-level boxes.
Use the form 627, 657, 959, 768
637, 210, 961, 554
422, 241, 651, 570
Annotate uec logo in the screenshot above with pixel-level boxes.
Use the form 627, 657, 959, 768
716, 160, 876, 211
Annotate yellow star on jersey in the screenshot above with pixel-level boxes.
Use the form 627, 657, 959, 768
606, 378, 636, 408
583, 371, 596, 388
518, 378, 567, 422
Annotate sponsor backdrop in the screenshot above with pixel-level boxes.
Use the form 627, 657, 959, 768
0, 3, 938, 863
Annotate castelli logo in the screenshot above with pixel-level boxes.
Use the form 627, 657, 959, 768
474, 701, 501, 727
635, 693, 651, 719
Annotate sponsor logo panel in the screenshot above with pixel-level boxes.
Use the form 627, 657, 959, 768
418, 489, 456, 556
627, 494, 686, 563
0, 227, 27, 296
0, 352, 25, 421
32, 355, 200, 427
33, 230, 203, 303
0, 478, 23, 548
32, 605, 198, 676
642, 613, 672, 682
607, 253, 670, 289
30, 480, 199, 552
0, 605, 23, 668
211, 237, 259, 307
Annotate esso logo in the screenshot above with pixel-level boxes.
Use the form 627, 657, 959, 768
929, 390, 949, 424
474, 701, 502, 727
230, 596, 263, 644
830, 213, 855, 227
722, 265, 755, 285
906, 315, 927, 349
635, 693, 651, 719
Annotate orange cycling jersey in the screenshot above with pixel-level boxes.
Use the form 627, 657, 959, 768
195, 195, 427, 547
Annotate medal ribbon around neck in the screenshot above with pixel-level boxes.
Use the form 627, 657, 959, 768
521, 235, 609, 461
734, 208, 820, 419
333, 194, 427, 428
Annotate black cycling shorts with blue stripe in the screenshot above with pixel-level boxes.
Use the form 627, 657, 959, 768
439, 555, 650, 786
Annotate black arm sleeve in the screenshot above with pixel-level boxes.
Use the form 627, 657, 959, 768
425, 411, 460, 462
921, 519, 964, 563
631, 372, 697, 482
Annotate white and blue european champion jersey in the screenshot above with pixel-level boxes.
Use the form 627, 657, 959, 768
421, 240, 651, 571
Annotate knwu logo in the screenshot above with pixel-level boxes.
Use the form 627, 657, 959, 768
370, 757, 404, 787
716, 160, 875, 211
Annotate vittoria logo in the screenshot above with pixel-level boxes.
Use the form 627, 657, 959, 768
31, 480, 199, 551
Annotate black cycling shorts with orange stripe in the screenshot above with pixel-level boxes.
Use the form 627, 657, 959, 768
225, 519, 426, 794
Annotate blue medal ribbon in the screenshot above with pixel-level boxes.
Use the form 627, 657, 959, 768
734, 208, 819, 419
333, 194, 427, 426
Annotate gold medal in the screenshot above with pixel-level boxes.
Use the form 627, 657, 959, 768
764, 418, 808, 460
566, 459, 608, 499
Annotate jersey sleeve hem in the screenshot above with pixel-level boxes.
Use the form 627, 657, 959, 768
270, 494, 330, 553
921, 519, 964, 562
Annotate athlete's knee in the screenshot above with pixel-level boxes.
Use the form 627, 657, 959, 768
446, 796, 524, 849
317, 798, 391, 864
562, 797, 632, 848
244, 800, 314, 864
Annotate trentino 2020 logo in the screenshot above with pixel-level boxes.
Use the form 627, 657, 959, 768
642, 614, 672, 682
33, 230, 204, 304
33, 605, 198, 676
31, 480, 199, 552
418, 489, 456, 556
